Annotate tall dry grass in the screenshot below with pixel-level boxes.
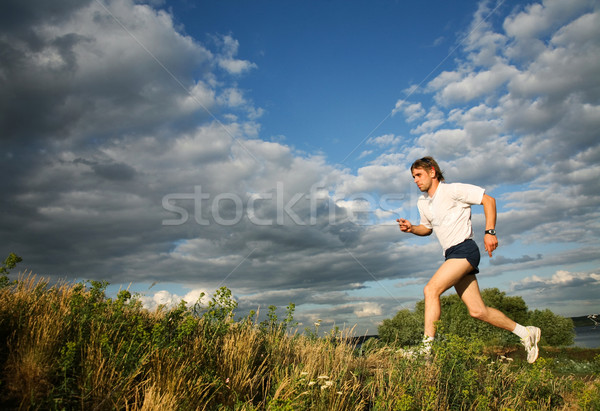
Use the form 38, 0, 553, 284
0, 274, 597, 410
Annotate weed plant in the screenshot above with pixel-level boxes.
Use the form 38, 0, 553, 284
0, 275, 598, 410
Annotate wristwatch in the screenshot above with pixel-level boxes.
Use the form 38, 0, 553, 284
485, 229, 496, 236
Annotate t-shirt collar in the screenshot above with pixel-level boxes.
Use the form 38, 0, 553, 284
425, 182, 444, 200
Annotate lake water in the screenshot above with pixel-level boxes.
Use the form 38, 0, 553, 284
572, 326, 600, 348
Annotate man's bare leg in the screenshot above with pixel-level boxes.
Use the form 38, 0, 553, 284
454, 273, 543, 363
454, 274, 516, 331
423, 259, 475, 338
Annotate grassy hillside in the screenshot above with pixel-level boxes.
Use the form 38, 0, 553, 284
0, 275, 599, 410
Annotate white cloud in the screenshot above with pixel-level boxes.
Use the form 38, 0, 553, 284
358, 150, 373, 159
416, 128, 468, 156
392, 101, 426, 121
462, 1, 508, 67
354, 302, 383, 318
366, 134, 400, 147
512, 270, 600, 291
215, 34, 258, 75
433, 63, 518, 106
177, 81, 217, 114
503, 0, 591, 40
140, 288, 210, 311
335, 164, 408, 195
410, 106, 445, 134
503, 3, 551, 39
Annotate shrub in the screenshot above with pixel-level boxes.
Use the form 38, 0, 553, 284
529, 309, 575, 346
378, 309, 422, 346
0, 252, 22, 288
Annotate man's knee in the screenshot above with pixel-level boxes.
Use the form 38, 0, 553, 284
424, 283, 443, 299
468, 306, 487, 320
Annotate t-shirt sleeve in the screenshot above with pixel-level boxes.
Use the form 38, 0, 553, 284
452, 183, 485, 205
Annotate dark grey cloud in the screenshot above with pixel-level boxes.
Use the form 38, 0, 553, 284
0, 0, 91, 33
0, 0, 214, 152
73, 158, 137, 181
490, 254, 542, 266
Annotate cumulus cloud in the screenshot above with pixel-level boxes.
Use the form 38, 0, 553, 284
367, 134, 401, 148
139, 288, 210, 311
213, 34, 258, 75
432, 63, 519, 106
353, 302, 383, 318
513, 270, 600, 291
391, 101, 426, 121
508, 269, 600, 317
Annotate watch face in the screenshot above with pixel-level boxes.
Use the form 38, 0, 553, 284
486, 229, 496, 235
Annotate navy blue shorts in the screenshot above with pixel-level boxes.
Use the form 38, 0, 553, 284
444, 239, 480, 274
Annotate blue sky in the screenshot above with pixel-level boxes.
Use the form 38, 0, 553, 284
1, 0, 599, 335
175, 1, 478, 165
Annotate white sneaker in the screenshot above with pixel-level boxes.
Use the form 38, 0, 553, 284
399, 343, 431, 359
521, 326, 541, 363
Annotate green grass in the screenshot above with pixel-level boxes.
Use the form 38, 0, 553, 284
0, 275, 598, 410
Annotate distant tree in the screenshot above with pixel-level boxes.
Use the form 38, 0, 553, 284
378, 309, 422, 346
0, 252, 22, 287
529, 309, 575, 346
0, 252, 22, 275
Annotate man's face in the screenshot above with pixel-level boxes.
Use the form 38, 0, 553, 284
412, 167, 434, 192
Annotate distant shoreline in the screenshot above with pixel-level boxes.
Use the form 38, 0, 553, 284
570, 315, 599, 328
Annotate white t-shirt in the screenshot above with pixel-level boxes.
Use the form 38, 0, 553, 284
417, 182, 485, 253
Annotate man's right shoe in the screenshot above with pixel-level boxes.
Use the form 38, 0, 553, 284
521, 326, 541, 363
398, 343, 432, 360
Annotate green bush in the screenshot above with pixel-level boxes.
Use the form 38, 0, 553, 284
0, 252, 22, 288
431, 332, 486, 409
378, 309, 422, 346
529, 308, 575, 346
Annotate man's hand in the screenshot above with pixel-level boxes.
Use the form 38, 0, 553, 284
397, 218, 412, 233
484, 234, 498, 257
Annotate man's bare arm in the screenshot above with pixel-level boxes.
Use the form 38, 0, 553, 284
481, 194, 497, 230
396, 218, 433, 236
481, 194, 498, 257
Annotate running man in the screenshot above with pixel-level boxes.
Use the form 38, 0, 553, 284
397, 156, 541, 363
